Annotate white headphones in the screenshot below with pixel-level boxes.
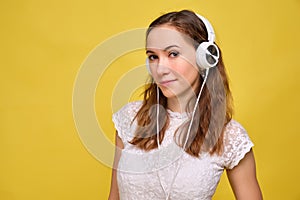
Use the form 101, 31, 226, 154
195, 14, 220, 70
146, 13, 219, 74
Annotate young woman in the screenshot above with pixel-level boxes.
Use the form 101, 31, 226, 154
109, 10, 262, 200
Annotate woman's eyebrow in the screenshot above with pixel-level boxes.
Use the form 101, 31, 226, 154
146, 45, 180, 54
145, 50, 154, 54
164, 45, 180, 51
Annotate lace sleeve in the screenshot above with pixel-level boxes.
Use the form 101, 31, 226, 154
222, 120, 254, 169
112, 101, 142, 143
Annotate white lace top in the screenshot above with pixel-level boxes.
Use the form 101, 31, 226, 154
112, 101, 254, 200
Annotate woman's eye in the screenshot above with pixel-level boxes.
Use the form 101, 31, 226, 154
169, 51, 179, 57
148, 55, 158, 61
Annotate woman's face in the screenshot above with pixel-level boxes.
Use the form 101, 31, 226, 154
146, 25, 200, 100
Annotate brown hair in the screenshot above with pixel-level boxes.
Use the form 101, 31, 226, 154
130, 10, 233, 157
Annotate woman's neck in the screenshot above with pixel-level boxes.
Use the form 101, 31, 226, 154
167, 95, 195, 113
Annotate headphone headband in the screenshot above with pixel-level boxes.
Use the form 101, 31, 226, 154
195, 13, 219, 69
196, 14, 216, 42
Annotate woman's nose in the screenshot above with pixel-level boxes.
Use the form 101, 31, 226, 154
156, 58, 170, 75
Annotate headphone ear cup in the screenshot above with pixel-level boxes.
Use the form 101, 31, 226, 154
196, 42, 220, 70
145, 58, 152, 75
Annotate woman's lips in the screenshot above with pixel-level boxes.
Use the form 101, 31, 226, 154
159, 79, 176, 86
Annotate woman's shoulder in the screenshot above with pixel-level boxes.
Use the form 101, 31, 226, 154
223, 119, 253, 147
112, 100, 143, 129
114, 100, 143, 117
112, 101, 143, 142
222, 119, 254, 169
224, 119, 248, 138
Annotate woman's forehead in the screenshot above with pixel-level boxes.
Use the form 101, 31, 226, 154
146, 26, 192, 50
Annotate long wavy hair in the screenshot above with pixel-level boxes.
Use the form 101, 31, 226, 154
129, 10, 233, 157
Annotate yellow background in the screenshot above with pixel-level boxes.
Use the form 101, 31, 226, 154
1, 0, 300, 199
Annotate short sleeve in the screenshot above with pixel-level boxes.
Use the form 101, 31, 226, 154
112, 101, 142, 144
222, 120, 254, 169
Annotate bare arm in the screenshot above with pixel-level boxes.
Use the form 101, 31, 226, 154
108, 132, 124, 200
226, 149, 263, 200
